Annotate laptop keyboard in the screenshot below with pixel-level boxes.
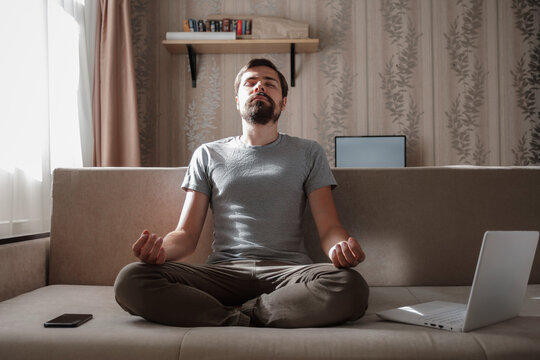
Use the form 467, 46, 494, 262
422, 308, 466, 326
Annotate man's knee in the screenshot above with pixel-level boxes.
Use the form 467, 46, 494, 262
345, 269, 369, 306
114, 262, 158, 313
337, 268, 368, 294
326, 268, 369, 320
115, 262, 142, 293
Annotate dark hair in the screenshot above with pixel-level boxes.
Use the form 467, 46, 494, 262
234, 58, 288, 98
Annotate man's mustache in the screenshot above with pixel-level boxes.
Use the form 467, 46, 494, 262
248, 92, 273, 104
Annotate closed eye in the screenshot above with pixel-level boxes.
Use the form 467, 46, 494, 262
243, 77, 278, 88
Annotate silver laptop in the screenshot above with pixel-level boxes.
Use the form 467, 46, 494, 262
376, 231, 539, 332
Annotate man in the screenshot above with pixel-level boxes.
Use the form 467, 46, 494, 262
114, 58, 369, 327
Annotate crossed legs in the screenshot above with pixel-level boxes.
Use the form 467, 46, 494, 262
114, 261, 369, 328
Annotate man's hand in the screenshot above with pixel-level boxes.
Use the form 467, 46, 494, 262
328, 237, 366, 268
132, 229, 166, 264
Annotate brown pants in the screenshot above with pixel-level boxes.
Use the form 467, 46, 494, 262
114, 260, 369, 328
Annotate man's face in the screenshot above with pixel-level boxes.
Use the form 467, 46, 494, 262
235, 66, 287, 125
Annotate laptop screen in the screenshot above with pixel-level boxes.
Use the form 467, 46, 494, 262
335, 136, 406, 168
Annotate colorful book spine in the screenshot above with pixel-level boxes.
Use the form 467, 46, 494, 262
223, 19, 230, 32
236, 19, 243, 35
197, 20, 205, 32
181, 18, 252, 35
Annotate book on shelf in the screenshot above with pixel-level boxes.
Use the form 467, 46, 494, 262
165, 32, 236, 41
236, 19, 242, 35
181, 18, 252, 37
197, 20, 203, 32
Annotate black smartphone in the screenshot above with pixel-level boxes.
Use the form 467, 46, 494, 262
44, 314, 93, 328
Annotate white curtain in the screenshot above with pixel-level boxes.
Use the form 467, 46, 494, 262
0, 0, 97, 238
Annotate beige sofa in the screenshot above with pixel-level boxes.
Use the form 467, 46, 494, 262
1, 167, 539, 359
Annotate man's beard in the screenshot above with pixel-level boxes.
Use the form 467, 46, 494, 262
240, 93, 282, 125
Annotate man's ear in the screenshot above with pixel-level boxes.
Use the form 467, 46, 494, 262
281, 97, 287, 110
235, 96, 239, 110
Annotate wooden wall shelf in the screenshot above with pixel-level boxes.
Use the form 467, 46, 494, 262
162, 38, 319, 54
162, 38, 319, 87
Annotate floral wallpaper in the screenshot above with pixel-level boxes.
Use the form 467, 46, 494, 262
131, 0, 539, 167
315, 1, 354, 162
511, 0, 540, 165
379, 0, 423, 164
444, 0, 489, 164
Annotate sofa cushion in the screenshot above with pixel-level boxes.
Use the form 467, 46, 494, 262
304, 167, 540, 286
0, 285, 189, 360
49, 167, 540, 287
1, 284, 539, 359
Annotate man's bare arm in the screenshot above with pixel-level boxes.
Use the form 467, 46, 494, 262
308, 186, 365, 268
132, 190, 210, 264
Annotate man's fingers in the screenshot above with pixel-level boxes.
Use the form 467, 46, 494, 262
334, 243, 349, 268
132, 230, 150, 257
156, 247, 166, 264
132, 230, 166, 264
340, 242, 359, 265
139, 233, 158, 261
330, 239, 365, 268
348, 237, 366, 263
329, 248, 341, 268
147, 237, 164, 263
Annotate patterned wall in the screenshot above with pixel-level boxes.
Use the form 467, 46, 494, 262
131, 0, 539, 167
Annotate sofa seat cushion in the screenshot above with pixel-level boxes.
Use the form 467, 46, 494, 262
1, 285, 539, 360
0, 285, 189, 360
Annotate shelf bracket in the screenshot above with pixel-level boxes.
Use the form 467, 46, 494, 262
290, 43, 296, 87
186, 45, 197, 88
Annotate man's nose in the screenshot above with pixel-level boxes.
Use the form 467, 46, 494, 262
254, 81, 264, 92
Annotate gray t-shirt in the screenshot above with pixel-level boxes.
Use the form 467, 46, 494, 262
181, 133, 337, 264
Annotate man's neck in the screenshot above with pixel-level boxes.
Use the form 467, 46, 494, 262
240, 120, 279, 146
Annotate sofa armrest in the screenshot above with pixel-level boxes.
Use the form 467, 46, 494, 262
0, 237, 49, 301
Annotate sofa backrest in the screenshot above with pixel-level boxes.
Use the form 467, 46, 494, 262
49, 167, 540, 287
